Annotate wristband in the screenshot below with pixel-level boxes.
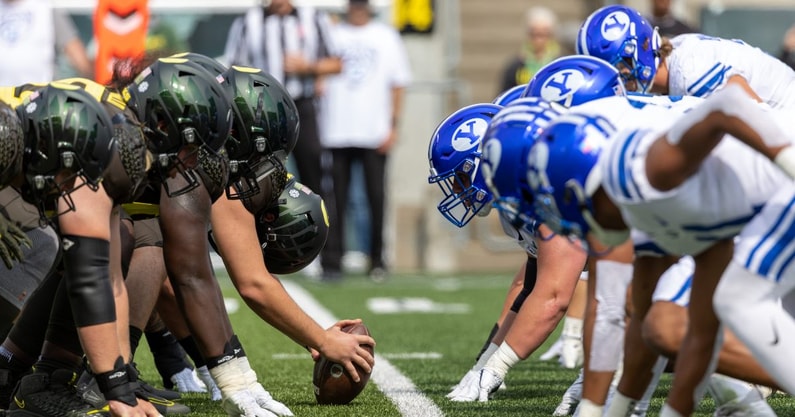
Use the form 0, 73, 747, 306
774, 146, 795, 179
95, 357, 139, 407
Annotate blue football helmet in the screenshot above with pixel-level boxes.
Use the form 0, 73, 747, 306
428, 103, 502, 227
492, 84, 528, 107
576, 5, 661, 93
481, 98, 561, 227
523, 55, 627, 108
524, 112, 616, 248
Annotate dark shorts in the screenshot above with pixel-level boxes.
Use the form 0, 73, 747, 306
134, 217, 163, 248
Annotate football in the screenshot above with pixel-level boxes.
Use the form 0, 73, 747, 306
313, 323, 374, 405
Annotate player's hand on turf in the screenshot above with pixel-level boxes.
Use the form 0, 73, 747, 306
476, 368, 503, 402
222, 390, 278, 417
446, 367, 480, 399
449, 368, 503, 402
246, 382, 293, 416
196, 365, 222, 401
0, 213, 30, 269
169, 367, 207, 393
318, 319, 375, 382
108, 398, 161, 417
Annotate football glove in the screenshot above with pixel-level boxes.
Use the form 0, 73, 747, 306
222, 390, 278, 417
196, 365, 222, 401
449, 368, 503, 402
170, 367, 207, 393
0, 212, 30, 269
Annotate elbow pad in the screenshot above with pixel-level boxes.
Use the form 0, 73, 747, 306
61, 234, 116, 326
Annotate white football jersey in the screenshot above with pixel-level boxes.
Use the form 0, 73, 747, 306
651, 256, 694, 307
568, 95, 698, 131
667, 34, 795, 109
599, 121, 789, 256
735, 182, 795, 282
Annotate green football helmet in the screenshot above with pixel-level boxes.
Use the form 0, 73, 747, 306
0, 100, 23, 188
170, 52, 229, 79
220, 66, 298, 204
122, 57, 232, 196
257, 175, 329, 274
17, 83, 115, 215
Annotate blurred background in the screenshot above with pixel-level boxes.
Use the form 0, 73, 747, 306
52, 0, 795, 275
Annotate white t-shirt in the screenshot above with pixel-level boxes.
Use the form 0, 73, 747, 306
667, 34, 795, 109
321, 20, 411, 149
0, 0, 56, 86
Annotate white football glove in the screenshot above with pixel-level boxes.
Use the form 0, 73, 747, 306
170, 367, 207, 393
246, 381, 293, 417
559, 334, 583, 369
539, 338, 563, 361
222, 389, 278, 417
197, 365, 222, 401
446, 368, 479, 399
238, 358, 293, 417
449, 368, 503, 402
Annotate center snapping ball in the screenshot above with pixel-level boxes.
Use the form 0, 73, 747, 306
313, 323, 374, 405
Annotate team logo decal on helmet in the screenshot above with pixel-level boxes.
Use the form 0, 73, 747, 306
451, 118, 489, 153
600, 11, 630, 41
538, 70, 587, 105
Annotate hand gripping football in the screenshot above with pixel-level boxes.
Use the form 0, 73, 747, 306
313, 323, 374, 405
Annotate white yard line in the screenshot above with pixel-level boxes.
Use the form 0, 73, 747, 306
282, 280, 445, 417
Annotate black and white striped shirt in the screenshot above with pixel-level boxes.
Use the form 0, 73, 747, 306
223, 6, 337, 100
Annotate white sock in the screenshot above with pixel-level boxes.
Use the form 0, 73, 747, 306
659, 403, 684, 417
576, 398, 603, 417
562, 317, 583, 338
484, 342, 520, 380
714, 261, 795, 395
475, 343, 499, 370
604, 392, 635, 417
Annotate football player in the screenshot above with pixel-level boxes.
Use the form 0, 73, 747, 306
577, 5, 795, 106
428, 98, 589, 403
524, 84, 792, 416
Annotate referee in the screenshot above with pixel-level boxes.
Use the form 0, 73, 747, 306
223, 0, 345, 279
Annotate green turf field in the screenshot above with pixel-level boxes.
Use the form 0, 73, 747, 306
133, 272, 794, 417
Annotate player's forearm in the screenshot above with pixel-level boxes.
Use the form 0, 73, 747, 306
504, 292, 569, 359
233, 274, 322, 348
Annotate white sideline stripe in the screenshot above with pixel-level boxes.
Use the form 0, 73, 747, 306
271, 352, 443, 360
282, 280, 445, 417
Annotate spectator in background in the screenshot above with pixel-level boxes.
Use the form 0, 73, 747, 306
320, 0, 411, 282
498, 6, 560, 94
0, 0, 92, 85
223, 0, 344, 279
646, 0, 697, 38
779, 23, 795, 70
